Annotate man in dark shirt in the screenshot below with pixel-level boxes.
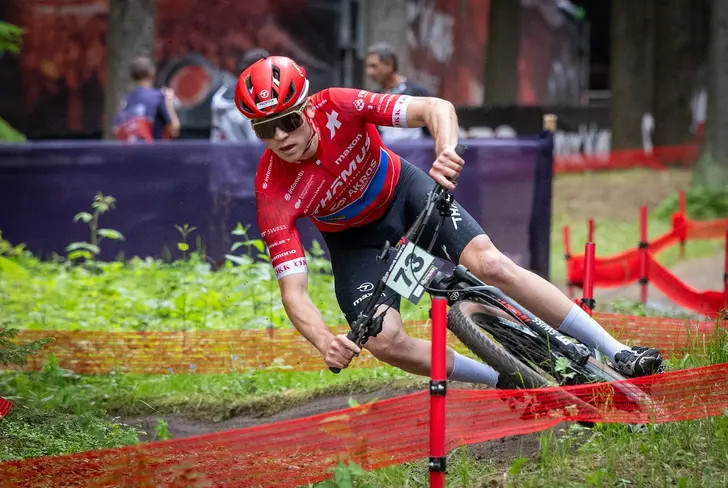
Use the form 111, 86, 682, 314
365, 42, 431, 141
112, 56, 180, 142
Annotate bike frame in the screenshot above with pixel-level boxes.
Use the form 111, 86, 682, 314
330, 145, 590, 371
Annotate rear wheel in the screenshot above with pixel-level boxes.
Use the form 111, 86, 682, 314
449, 300, 657, 418
447, 300, 551, 389
447, 300, 601, 420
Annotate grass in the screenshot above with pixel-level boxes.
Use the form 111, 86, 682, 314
0, 358, 417, 422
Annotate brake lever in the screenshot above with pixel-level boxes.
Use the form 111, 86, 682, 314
328, 308, 386, 374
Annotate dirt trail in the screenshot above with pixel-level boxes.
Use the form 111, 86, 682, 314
118, 384, 424, 441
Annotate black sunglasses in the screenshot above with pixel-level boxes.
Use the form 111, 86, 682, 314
251, 105, 306, 139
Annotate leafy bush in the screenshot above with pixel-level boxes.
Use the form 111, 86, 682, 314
0, 21, 26, 143
0, 326, 54, 368
654, 186, 728, 221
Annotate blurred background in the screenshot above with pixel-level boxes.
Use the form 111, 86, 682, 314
0, 1, 609, 139
0, 0, 714, 158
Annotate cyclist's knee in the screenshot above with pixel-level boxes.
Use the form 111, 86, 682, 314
460, 235, 518, 287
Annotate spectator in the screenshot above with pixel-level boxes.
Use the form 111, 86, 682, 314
210, 48, 270, 142
365, 42, 431, 141
112, 56, 180, 141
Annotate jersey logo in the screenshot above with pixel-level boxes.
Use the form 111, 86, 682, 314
353, 99, 365, 111
326, 110, 342, 139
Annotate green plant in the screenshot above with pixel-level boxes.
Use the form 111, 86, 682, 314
314, 459, 372, 488
654, 186, 728, 221
0, 326, 54, 368
154, 418, 172, 440
174, 224, 197, 260
225, 223, 269, 265
0, 22, 26, 143
66, 192, 124, 261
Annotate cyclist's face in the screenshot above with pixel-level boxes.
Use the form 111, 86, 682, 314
259, 101, 314, 162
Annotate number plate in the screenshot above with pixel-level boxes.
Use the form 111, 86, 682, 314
384, 240, 443, 304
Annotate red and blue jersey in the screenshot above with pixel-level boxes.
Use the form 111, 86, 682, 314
255, 87, 414, 279
112, 87, 172, 142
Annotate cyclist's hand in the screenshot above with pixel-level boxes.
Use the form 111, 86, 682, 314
324, 334, 361, 370
430, 144, 465, 191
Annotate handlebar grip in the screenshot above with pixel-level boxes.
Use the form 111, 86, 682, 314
328, 329, 360, 374
434, 144, 469, 195
454, 143, 468, 158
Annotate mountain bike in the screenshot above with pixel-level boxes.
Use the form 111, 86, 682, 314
330, 144, 659, 418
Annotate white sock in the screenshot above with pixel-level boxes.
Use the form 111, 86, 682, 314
447, 351, 500, 386
558, 304, 628, 361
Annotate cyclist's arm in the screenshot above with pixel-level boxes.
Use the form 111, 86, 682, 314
278, 273, 335, 355
256, 186, 335, 354
401, 96, 458, 156
160, 87, 181, 138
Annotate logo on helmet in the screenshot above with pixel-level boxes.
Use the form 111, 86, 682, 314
259, 90, 270, 99
257, 98, 278, 110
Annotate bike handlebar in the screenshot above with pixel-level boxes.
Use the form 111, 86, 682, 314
328, 143, 468, 374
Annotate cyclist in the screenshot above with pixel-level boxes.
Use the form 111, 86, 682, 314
235, 56, 663, 387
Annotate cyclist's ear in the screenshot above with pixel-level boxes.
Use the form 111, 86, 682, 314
304, 98, 315, 118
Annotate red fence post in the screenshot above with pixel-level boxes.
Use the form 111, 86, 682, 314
723, 230, 728, 314
581, 242, 596, 316
563, 225, 573, 299
678, 190, 687, 258
587, 219, 595, 243
429, 296, 448, 488
639, 206, 649, 304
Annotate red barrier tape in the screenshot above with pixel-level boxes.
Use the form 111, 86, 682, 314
554, 144, 699, 174
0, 396, 11, 419
567, 213, 728, 317
2, 361, 728, 488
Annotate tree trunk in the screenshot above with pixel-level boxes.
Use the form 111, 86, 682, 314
652, 0, 706, 148
484, 0, 520, 104
103, 0, 157, 140
610, 0, 654, 150
692, 0, 728, 188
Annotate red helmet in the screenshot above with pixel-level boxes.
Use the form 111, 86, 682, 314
235, 56, 310, 119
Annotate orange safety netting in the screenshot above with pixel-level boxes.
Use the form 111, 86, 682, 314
554, 144, 699, 174
567, 215, 728, 317
9, 314, 719, 374
2, 361, 728, 488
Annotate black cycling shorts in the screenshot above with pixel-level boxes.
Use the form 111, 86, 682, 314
320, 159, 486, 325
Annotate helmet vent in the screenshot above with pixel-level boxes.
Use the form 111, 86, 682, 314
283, 81, 296, 104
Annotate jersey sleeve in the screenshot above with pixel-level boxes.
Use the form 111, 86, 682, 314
325, 87, 415, 129
255, 155, 308, 280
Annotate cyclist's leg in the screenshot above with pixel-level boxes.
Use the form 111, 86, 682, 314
319, 187, 500, 385
399, 159, 663, 377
